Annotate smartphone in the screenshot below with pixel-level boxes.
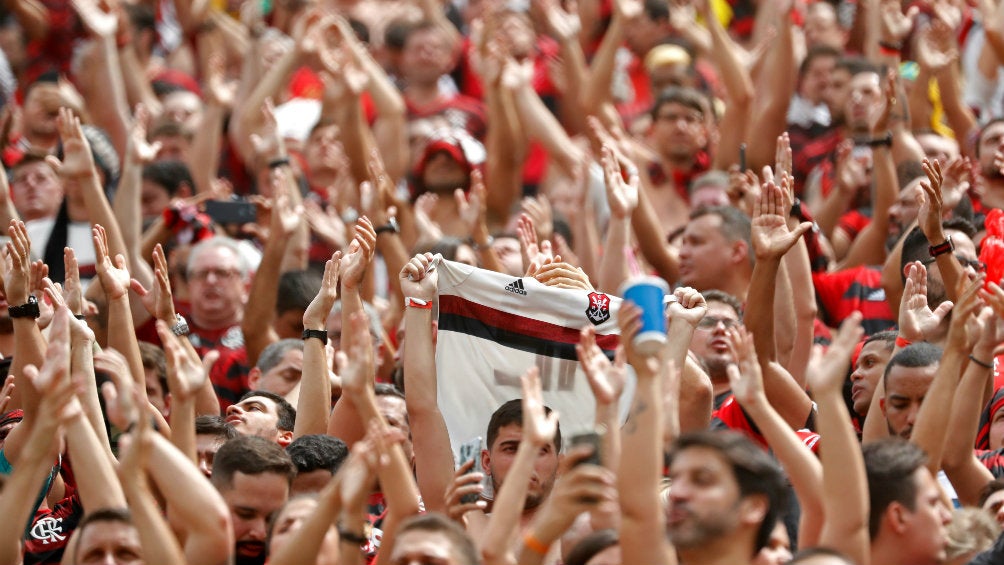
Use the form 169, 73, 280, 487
206, 199, 257, 225
570, 431, 602, 467
739, 143, 747, 171
458, 436, 483, 504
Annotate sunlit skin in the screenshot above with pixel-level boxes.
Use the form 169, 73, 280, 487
481, 423, 559, 511
850, 341, 893, 417
225, 395, 290, 445
249, 349, 304, 399
881, 364, 937, 440
76, 521, 144, 565
219, 471, 290, 561
982, 489, 1004, 527
268, 497, 339, 565
677, 215, 747, 293
187, 245, 249, 330
389, 530, 466, 565
196, 433, 226, 478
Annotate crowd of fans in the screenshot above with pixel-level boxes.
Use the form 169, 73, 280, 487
0, 0, 1004, 562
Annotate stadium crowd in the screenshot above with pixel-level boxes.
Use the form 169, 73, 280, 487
1, 0, 1004, 562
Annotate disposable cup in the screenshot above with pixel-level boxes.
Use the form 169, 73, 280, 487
619, 276, 669, 355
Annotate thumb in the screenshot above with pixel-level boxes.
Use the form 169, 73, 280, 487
792, 221, 813, 239
130, 278, 149, 296
932, 300, 955, 322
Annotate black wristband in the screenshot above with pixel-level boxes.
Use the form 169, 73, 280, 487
970, 354, 993, 370
9, 295, 40, 319
337, 527, 368, 545
929, 236, 954, 258
302, 329, 328, 345
267, 157, 291, 170
856, 132, 893, 148
74, 314, 86, 321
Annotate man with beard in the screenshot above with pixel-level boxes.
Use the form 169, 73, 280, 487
689, 290, 743, 407
665, 431, 788, 565
480, 398, 562, 524
879, 343, 942, 441
212, 435, 295, 565
408, 128, 486, 238
973, 119, 1004, 212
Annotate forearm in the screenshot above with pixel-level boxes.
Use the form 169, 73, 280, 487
936, 66, 978, 156
745, 21, 795, 171
630, 187, 679, 283
581, 17, 625, 114
66, 414, 127, 510
772, 261, 798, 373
241, 240, 283, 368
815, 391, 869, 564
912, 348, 967, 474
113, 158, 147, 271
555, 36, 589, 135
403, 307, 454, 513
72, 339, 113, 460
782, 238, 816, 384
93, 36, 131, 156
484, 89, 526, 223
0, 423, 59, 565
746, 259, 781, 362
514, 84, 583, 178
480, 441, 540, 565
119, 46, 164, 116
169, 397, 197, 462
9, 319, 45, 418
269, 483, 341, 565
293, 339, 331, 439
107, 295, 149, 401
597, 217, 630, 293
942, 356, 992, 503
125, 479, 189, 565
8, 0, 49, 41
189, 103, 226, 195
815, 189, 856, 240
908, 69, 933, 132
707, 19, 753, 169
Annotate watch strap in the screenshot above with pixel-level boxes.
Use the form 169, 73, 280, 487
302, 328, 328, 344
8, 295, 40, 319
929, 236, 954, 258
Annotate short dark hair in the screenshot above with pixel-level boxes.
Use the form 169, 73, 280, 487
701, 289, 743, 319
977, 478, 1004, 508
976, 118, 1004, 158
286, 434, 349, 475
141, 160, 194, 198
486, 398, 562, 453
863, 439, 927, 539
74, 507, 135, 564
835, 56, 878, 78
900, 227, 932, 279
643, 0, 669, 21
211, 435, 296, 490
375, 382, 406, 401
396, 513, 479, 565
896, 160, 925, 190
196, 415, 239, 440
798, 45, 841, 78
651, 86, 707, 121
864, 330, 897, 350
564, 529, 619, 565
276, 270, 322, 314
138, 341, 167, 395
238, 390, 297, 432
883, 342, 942, 388
667, 430, 787, 554
257, 339, 304, 374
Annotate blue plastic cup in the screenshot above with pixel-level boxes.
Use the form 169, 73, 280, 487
619, 276, 669, 355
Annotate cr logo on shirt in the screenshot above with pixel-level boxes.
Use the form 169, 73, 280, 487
31, 516, 66, 544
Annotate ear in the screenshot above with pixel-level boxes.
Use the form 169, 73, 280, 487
163, 393, 172, 419
738, 494, 769, 527
731, 239, 750, 266
887, 501, 911, 535
277, 429, 293, 448
481, 448, 491, 475
248, 367, 261, 390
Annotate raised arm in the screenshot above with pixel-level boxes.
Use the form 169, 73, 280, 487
480, 367, 559, 565
597, 145, 639, 294
295, 252, 340, 439
915, 159, 966, 304
398, 252, 455, 514
577, 327, 626, 469
581, 0, 640, 115
807, 314, 869, 565
744, 10, 795, 172
71, 0, 130, 155
911, 277, 983, 476
616, 302, 675, 565
745, 178, 814, 426
147, 431, 234, 565
726, 327, 824, 547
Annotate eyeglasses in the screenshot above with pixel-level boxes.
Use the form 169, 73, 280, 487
696, 316, 740, 330
921, 255, 986, 271
188, 268, 242, 282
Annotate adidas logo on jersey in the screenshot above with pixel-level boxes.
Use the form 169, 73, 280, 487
504, 278, 527, 296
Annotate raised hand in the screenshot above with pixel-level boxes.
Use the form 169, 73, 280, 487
879, 0, 918, 44
46, 108, 96, 180
62, 248, 84, 315
269, 172, 304, 238
400, 252, 439, 301
834, 140, 870, 194
916, 158, 946, 243
249, 98, 285, 161
456, 169, 488, 235
303, 199, 348, 249
339, 217, 377, 292
5, 220, 32, 306
131, 244, 176, 322
71, 0, 118, 37
751, 177, 811, 261
97, 348, 139, 431
204, 54, 236, 109
444, 459, 487, 521
915, 20, 958, 74
616, 301, 661, 371
577, 327, 626, 405
533, 259, 593, 290
155, 320, 210, 403
93, 224, 131, 300
774, 133, 793, 184
413, 193, 445, 244
540, 0, 581, 41
303, 251, 341, 330
666, 286, 707, 328
521, 366, 559, 447
807, 312, 863, 397
521, 195, 554, 243
602, 145, 639, 219
872, 69, 898, 135
128, 104, 161, 164
898, 262, 954, 342
945, 275, 985, 352
612, 0, 643, 20
724, 326, 766, 407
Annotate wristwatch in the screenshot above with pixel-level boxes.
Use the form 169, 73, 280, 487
8, 295, 40, 319
171, 313, 191, 336
929, 236, 954, 258
302, 328, 328, 344
374, 217, 400, 236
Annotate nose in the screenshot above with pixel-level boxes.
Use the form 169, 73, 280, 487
850, 368, 863, 382
906, 405, 920, 426
226, 404, 243, 417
